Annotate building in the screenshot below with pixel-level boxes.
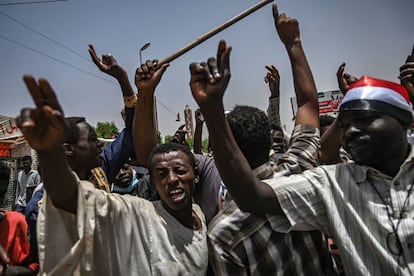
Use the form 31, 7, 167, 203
184, 105, 194, 139
0, 115, 38, 210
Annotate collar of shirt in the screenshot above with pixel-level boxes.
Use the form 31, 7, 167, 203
253, 162, 274, 180
351, 144, 414, 184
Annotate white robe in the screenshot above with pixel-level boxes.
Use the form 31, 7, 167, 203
37, 180, 208, 276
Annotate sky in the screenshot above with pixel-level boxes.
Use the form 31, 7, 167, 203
1, 0, 413, 139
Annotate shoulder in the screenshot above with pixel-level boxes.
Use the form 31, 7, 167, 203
3, 211, 27, 226
266, 165, 338, 192
193, 154, 220, 179
80, 180, 152, 211
193, 153, 213, 167
29, 169, 40, 176
208, 201, 265, 248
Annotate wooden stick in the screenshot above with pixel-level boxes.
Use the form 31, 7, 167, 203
158, 0, 273, 66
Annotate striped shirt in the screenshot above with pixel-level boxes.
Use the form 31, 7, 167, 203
208, 125, 334, 275
264, 146, 414, 275
267, 96, 282, 128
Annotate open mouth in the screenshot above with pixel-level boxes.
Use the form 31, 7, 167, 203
116, 175, 131, 185
168, 188, 185, 202
119, 175, 130, 181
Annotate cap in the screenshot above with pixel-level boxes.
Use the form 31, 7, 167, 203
339, 76, 413, 126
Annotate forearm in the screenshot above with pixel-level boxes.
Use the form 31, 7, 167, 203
286, 41, 319, 126
37, 147, 77, 213
101, 129, 133, 183
201, 102, 276, 213
193, 122, 203, 154
267, 96, 281, 128
133, 92, 157, 167
117, 73, 134, 97
319, 119, 342, 164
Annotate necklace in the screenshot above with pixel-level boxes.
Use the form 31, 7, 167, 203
368, 178, 414, 274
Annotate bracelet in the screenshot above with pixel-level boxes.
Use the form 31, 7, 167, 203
123, 93, 138, 108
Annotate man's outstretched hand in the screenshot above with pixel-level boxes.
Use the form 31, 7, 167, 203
189, 40, 232, 108
16, 75, 66, 151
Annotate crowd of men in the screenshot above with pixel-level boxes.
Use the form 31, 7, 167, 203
1, 3, 414, 275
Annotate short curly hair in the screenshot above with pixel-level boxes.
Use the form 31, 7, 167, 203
227, 105, 271, 169
147, 142, 197, 177
64, 117, 86, 144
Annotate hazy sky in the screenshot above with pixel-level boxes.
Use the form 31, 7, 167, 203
1, 0, 413, 138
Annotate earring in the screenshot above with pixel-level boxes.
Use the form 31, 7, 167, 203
194, 177, 199, 183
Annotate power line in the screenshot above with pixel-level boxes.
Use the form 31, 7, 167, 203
0, 9, 178, 117
157, 100, 180, 116
0, 0, 67, 6
0, 34, 116, 85
0, 34, 178, 117
0, 10, 91, 62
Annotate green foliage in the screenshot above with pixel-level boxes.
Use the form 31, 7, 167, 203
95, 121, 119, 139
162, 135, 209, 153
202, 138, 209, 153
156, 131, 163, 145
186, 138, 194, 149
164, 135, 173, 143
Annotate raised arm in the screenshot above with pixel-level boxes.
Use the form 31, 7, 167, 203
189, 40, 279, 214
88, 44, 136, 182
193, 109, 204, 154
171, 124, 190, 147
319, 62, 357, 164
17, 76, 77, 213
88, 44, 135, 131
133, 60, 169, 166
88, 44, 134, 98
399, 44, 414, 104
275, 7, 318, 127
265, 65, 282, 128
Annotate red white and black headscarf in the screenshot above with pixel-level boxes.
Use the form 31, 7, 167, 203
339, 76, 413, 126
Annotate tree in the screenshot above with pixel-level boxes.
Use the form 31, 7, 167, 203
95, 121, 119, 139
164, 135, 173, 143
185, 138, 193, 149
156, 130, 163, 145
202, 138, 209, 153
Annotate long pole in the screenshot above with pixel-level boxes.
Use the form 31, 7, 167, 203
158, 0, 273, 66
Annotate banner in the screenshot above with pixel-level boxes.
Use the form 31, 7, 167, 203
0, 115, 22, 140
291, 90, 343, 118
317, 90, 343, 115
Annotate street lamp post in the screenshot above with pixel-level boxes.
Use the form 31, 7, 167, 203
139, 42, 151, 65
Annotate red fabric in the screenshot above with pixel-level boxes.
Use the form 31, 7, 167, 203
0, 211, 30, 266
349, 75, 410, 103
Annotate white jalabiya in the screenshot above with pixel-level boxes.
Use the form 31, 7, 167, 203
37, 179, 208, 276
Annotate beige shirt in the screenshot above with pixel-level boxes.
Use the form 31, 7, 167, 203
264, 146, 414, 276
37, 179, 208, 275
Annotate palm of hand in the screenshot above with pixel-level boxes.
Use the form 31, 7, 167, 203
276, 15, 300, 46
135, 76, 157, 92
20, 107, 66, 151
191, 80, 224, 106
19, 75, 67, 151
269, 80, 279, 93
101, 55, 124, 79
